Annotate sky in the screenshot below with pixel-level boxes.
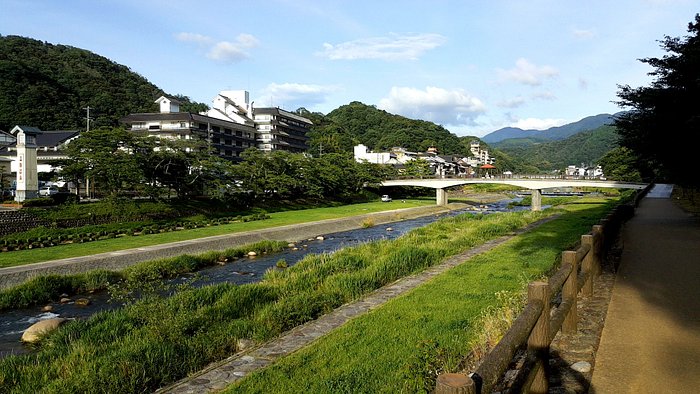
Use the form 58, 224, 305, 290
1, 1, 698, 137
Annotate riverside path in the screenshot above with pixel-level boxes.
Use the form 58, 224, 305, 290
590, 184, 700, 393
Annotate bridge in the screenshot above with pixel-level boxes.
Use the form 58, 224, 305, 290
381, 177, 648, 211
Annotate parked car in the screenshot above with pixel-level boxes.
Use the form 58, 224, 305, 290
381, 194, 392, 202
38, 185, 59, 196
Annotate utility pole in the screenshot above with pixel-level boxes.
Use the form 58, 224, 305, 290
84, 106, 93, 132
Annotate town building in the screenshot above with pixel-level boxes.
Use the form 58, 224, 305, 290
120, 91, 312, 158
565, 164, 604, 179
120, 96, 258, 161
0, 125, 80, 200
0, 126, 80, 175
353, 141, 495, 177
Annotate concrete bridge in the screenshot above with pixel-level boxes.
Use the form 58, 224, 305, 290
381, 177, 648, 210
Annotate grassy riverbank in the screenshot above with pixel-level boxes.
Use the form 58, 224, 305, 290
0, 204, 564, 393
228, 198, 617, 393
0, 199, 434, 268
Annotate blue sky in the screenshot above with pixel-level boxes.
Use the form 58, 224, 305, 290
1, 1, 697, 137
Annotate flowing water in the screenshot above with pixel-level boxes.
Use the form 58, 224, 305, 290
0, 199, 531, 358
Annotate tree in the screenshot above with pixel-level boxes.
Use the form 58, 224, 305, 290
403, 158, 433, 178
597, 147, 643, 182
61, 128, 142, 196
614, 14, 700, 186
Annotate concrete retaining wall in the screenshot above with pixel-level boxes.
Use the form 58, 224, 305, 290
0, 204, 465, 290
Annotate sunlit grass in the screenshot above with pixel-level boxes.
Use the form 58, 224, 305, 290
228, 200, 616, 393
0, 204, 564, 393
0, 199, 434, 268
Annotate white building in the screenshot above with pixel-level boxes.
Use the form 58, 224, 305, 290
122, 91, 312, 157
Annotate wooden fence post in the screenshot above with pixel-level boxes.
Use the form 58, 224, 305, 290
527, 281, 551, 394
435, 373, 475, 394
581, 234, 594, 296
562, 251, 578, 334
592, 225, 603, 276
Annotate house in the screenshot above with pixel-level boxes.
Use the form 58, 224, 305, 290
120, 91, 312, 158
565, 164, 604, 179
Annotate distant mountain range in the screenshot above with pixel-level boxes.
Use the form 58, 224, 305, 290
482, 113, 618, 144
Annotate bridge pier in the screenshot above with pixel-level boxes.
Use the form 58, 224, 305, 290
436, 188, 448, 206
531, 189, 542, 211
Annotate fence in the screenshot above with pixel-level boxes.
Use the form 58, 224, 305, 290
435, 186, 651, 394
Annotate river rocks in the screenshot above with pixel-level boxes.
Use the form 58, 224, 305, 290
236, 338, 254, 351
287, 243, 296, 248
21, 318, 68, 343
41, 305, 53, 312
59, 297, 71, 304
386, 227, 393, 231
570, 361, 591, 373
316, 236, 325, 241
75, 298, 91, 307
247, 251, 257, 257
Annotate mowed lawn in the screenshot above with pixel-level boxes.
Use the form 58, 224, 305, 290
0, 199, 435, 268
227, 199, 614, 393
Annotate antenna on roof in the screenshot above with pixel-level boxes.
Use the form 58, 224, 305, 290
83, 106, 93, 132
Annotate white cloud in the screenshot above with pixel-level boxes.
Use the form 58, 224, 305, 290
532, 91, 557, 101
257, 83, 339, 109
175, 32, 213, 44
510, 117, 569, 130
175, 32, 259, 63
378, 86, 485, 125
319, 33, 447, 61
207, 34, 259, 62
497, 58, 559, 86
497, 96, 526, 108
572, 28, 595, 39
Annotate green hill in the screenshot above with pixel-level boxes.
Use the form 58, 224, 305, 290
0, 35, 204, 131
493, 125, 619, 171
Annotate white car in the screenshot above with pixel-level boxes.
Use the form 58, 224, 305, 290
381, 195, 392, 202
39, 185, 59, 196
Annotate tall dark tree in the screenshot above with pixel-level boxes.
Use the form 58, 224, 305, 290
614, 14, 700, 186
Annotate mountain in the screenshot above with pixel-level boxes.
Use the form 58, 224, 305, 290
493, 125, 619, 171
0, 35, 205, 132
482, 113, 616, 143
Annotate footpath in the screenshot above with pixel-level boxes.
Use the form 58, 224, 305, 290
589, 185, 700, 393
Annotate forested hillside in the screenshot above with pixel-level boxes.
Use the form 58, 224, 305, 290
493, 125, 619, 171
303, 102, 484, 157
0, 36, 204, 131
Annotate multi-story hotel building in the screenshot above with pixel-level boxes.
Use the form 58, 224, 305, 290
120, 91, 311, 159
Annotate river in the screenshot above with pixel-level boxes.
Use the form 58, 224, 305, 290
0, 198, 531, 358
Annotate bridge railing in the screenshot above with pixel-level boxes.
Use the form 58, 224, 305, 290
386, 174, 610, 181
432, 186, 651, 393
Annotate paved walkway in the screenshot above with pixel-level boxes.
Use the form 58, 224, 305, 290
590, 184, 700, 393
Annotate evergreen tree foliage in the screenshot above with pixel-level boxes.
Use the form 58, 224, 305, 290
614, 14, 700, 186
0, 35, 207, 131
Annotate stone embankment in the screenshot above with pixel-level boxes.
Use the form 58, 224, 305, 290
0, 204, 466, 290
0, 210, 50, 237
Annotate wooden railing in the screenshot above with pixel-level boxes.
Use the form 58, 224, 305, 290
434, 186, 651, 394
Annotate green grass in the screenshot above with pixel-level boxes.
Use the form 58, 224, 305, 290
0, 199, 434, 268
0, 203, 564, 393
227, 199, 615, 393
0, 240, 287, 311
